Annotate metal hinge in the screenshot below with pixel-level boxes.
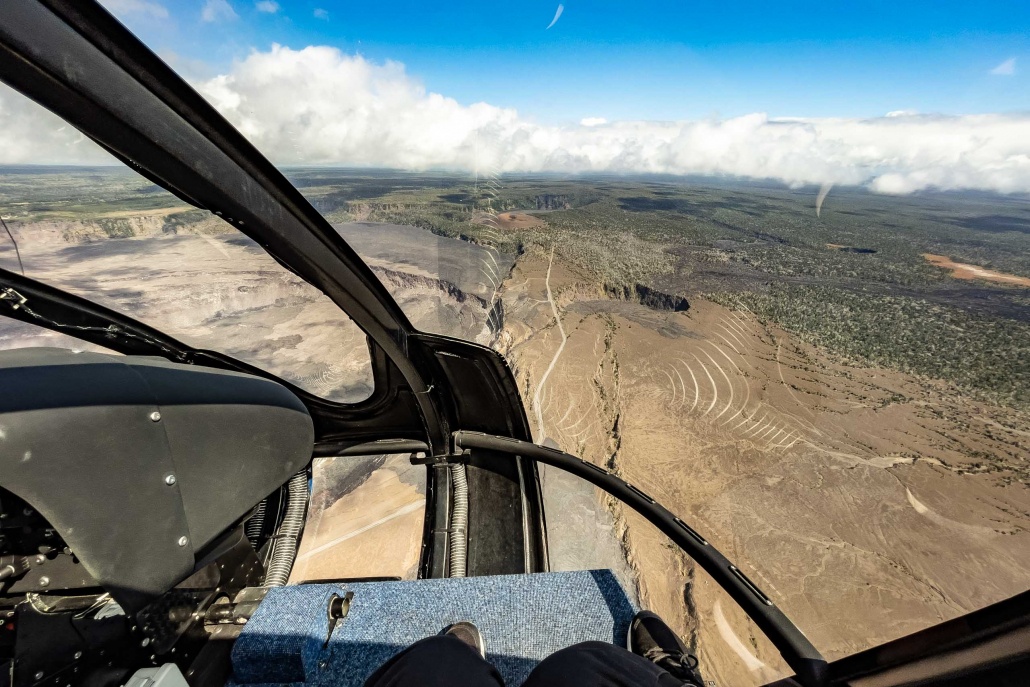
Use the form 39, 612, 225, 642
0, 286, 27, 310
409, 449, 470, 466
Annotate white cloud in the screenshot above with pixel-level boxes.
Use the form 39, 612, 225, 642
313, 8, 329, 20
99, 0, 169, 19
3, 45, 1030, 196
580, 117, 607, 127
990, 57, 1016, 76
255, 0, 279, 12
202, 0, 238, 22
0, 89, 116, 165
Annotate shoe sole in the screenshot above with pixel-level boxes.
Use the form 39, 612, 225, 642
444, 623, 486, 659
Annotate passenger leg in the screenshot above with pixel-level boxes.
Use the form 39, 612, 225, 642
363, 634, 505, 687
521, 641, 696, 687
523, 611, 706, 687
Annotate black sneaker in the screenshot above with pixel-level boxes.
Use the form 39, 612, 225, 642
628, 611, 705, 686
443, 621, 486, 658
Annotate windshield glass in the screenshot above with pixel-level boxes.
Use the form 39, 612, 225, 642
0, 96, 374, 403
8, 2, 1030, 683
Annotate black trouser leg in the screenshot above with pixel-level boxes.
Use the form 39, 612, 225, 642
363, 635, 505, 687
523, 641, 685, 687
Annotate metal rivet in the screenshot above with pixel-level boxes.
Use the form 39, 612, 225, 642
35, 554, 46, 565
149, 411, 161, 422
165, 474, 177, 486
34, 672, 44, 681
141, 638, 150, 647
73, 651, 82, 660
178, 536, 189, 547
38, 576, 50, 587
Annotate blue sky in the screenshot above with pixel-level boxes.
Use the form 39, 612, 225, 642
4, 0, 1028, 191
107, 0, 1029, 124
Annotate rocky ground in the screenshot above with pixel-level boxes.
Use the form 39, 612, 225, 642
497, 247, 1030, 685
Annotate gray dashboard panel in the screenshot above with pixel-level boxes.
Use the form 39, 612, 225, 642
0, 348, 313, 610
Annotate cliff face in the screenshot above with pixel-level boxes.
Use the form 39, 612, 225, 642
9, 213, 229, 246
604, 283, 690, 312
371, 266, 488, 308
343, 202, 426, 220
534, 194, 571, 210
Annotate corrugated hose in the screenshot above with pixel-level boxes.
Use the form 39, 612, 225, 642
263, 470, 308, 587
448, 463, 468, 577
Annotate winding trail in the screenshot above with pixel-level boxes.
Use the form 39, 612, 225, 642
714, 601, 767, 672
533, 247, 568, 442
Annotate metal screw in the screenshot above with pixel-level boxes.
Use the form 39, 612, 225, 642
38, 576, 50, 587
34, 672, 44, 681
34, 554, 46, 565
149, 411, 161, 422
178, 536, 189, 547
141, 638, 150, 647
73, 651, 82, 660
165, 474, 177, 486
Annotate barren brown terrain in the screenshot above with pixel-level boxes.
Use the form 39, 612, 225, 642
474, 210, 547, 231
291, 454, 426, 582
497, 248, 1030, 685
922, 253, 1030, 286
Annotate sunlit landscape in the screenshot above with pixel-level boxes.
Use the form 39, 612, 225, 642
1, 1, 1028, 685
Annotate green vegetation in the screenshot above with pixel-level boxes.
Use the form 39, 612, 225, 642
709, 286, 1030, 408
0, 166, 189, 222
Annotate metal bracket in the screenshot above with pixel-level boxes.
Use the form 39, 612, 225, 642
0, 286, 27, 310
409, 449, 470, 466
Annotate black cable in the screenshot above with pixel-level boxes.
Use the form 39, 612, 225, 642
0, 214, 24, 276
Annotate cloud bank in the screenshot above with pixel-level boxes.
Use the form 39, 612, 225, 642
2, 44, 1030, 195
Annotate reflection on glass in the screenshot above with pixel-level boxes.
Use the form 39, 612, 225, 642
0, 317, 120, 356
0, 163, 374, 403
